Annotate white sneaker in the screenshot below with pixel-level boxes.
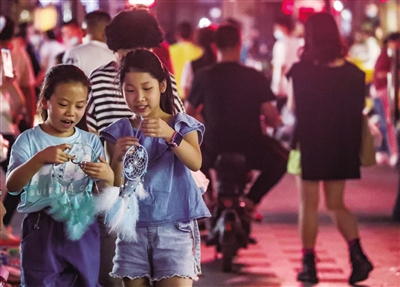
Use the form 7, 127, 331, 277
376, 152, 389, 165
390, 154, 398, 167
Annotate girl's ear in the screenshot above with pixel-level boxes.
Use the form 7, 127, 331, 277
160, 80, 167, 94
41, 98, 48, 109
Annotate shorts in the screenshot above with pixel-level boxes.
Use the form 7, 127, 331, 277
111, 220, 201, 284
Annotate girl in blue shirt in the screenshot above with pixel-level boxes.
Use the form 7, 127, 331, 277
6, 65, 114, 287
99, 49, 210, 287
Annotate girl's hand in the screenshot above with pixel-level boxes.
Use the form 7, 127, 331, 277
140, 118, 174, 141
113, 136, 139, 162
37, 143, 74, 165
80, 156, 114, 186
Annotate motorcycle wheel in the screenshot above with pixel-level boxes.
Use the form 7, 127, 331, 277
222, 244, 236, 272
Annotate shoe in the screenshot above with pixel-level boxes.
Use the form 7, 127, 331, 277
297, 253, 319, 284
349, 240, 373, 285
0, 228, 20, 246
389, 154, 398, 167
375, 152, 389, 165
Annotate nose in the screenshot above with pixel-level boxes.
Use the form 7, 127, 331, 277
65, 105, 75, 116
134, 91, 145, 102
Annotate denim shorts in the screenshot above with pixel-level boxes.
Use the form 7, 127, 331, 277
111, 220, 201, 284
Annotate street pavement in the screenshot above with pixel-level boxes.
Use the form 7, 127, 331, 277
194, 164, 400, 287
4, 164, 400, 287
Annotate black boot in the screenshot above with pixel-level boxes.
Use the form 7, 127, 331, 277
349, 239, 373, 285
297, 253, 319, 284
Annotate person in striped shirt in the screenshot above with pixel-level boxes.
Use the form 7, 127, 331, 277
86, 7, 185, 287
86, 8, 184, 135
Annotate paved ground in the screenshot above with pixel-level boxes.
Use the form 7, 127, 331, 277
194, 164, 400, 287
3, 164, 400, 287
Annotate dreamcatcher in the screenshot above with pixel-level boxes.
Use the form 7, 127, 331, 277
95, 116, 149, 242
48, 142, 97, 240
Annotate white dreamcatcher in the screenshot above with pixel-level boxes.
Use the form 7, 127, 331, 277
95, 116, 149, 242
48, 142, 97, 240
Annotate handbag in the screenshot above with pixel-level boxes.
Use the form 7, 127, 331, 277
360, 115, 376, 167
287, 149, 301, 175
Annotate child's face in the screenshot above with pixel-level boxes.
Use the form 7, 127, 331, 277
41, 82, 88, 137
122, 71, 166, 118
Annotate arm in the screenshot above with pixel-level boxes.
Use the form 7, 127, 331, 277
141, 118, 202, 171
260, 101, 282, 128
20, 85, 36, 127
185, 101, 199, 117
287, 77, 295, 112
1, 78, 26, 124
6, 143, 74, 192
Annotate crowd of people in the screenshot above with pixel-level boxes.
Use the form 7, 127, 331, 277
0, 4, 398, 286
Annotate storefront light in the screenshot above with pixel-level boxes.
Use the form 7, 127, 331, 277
198, 18, 211, 28
333, 0, 344, 12
128, 0, 156, 7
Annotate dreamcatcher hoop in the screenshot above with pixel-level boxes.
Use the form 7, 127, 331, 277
121, 115, 148, 186
52, 142, 95, 187
122, 144, 148, 181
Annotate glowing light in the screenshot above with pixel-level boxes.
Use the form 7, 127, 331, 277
198, 18, 211, 28
209, 7, 221, 19
20, 10, 30, 21
333, 0, 344, 12
341, 9, 352, 21
34, 5, 58, 31
128, 0, 156, 7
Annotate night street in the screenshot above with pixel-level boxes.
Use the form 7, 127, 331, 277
194, 165, 400, 287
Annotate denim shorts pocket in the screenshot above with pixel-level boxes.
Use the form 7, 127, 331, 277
175, 220, 192, 233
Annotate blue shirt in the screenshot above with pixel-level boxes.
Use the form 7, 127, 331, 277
100, 113, 211, 226
7, 125, 104, 214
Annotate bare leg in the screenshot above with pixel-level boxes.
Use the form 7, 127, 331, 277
297, 177, 320, 249
156, 277, 193, 287
123, 277, 150, 287
323, 180, 359, 241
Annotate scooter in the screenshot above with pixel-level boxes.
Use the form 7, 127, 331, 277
205, 152, 253, 272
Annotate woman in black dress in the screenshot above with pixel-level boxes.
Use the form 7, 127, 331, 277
287, 12, 373, 285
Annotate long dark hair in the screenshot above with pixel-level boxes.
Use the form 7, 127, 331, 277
300, 13, 347, 65
37, 65, 91, 121
119, 49, 176, 115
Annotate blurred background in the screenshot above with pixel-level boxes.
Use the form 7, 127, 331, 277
1, 0, 399, 76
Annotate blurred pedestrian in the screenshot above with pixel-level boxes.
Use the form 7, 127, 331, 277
181, 25, 217, 102
61, 19, 83, 50
1, 16, 36, 242
2, 18, 37, 131
169, 21, 202, 100
86, 7, 185, 286
38, 29, 66, 82
270, 15, 303, 112
0, 17, 26, 243
186, 23, 287, 221
370, 32, 399, 166
287, 12, 373, 285
63, 10, 115, 77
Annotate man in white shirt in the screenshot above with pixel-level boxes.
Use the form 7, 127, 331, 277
63, 10, 115, 77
